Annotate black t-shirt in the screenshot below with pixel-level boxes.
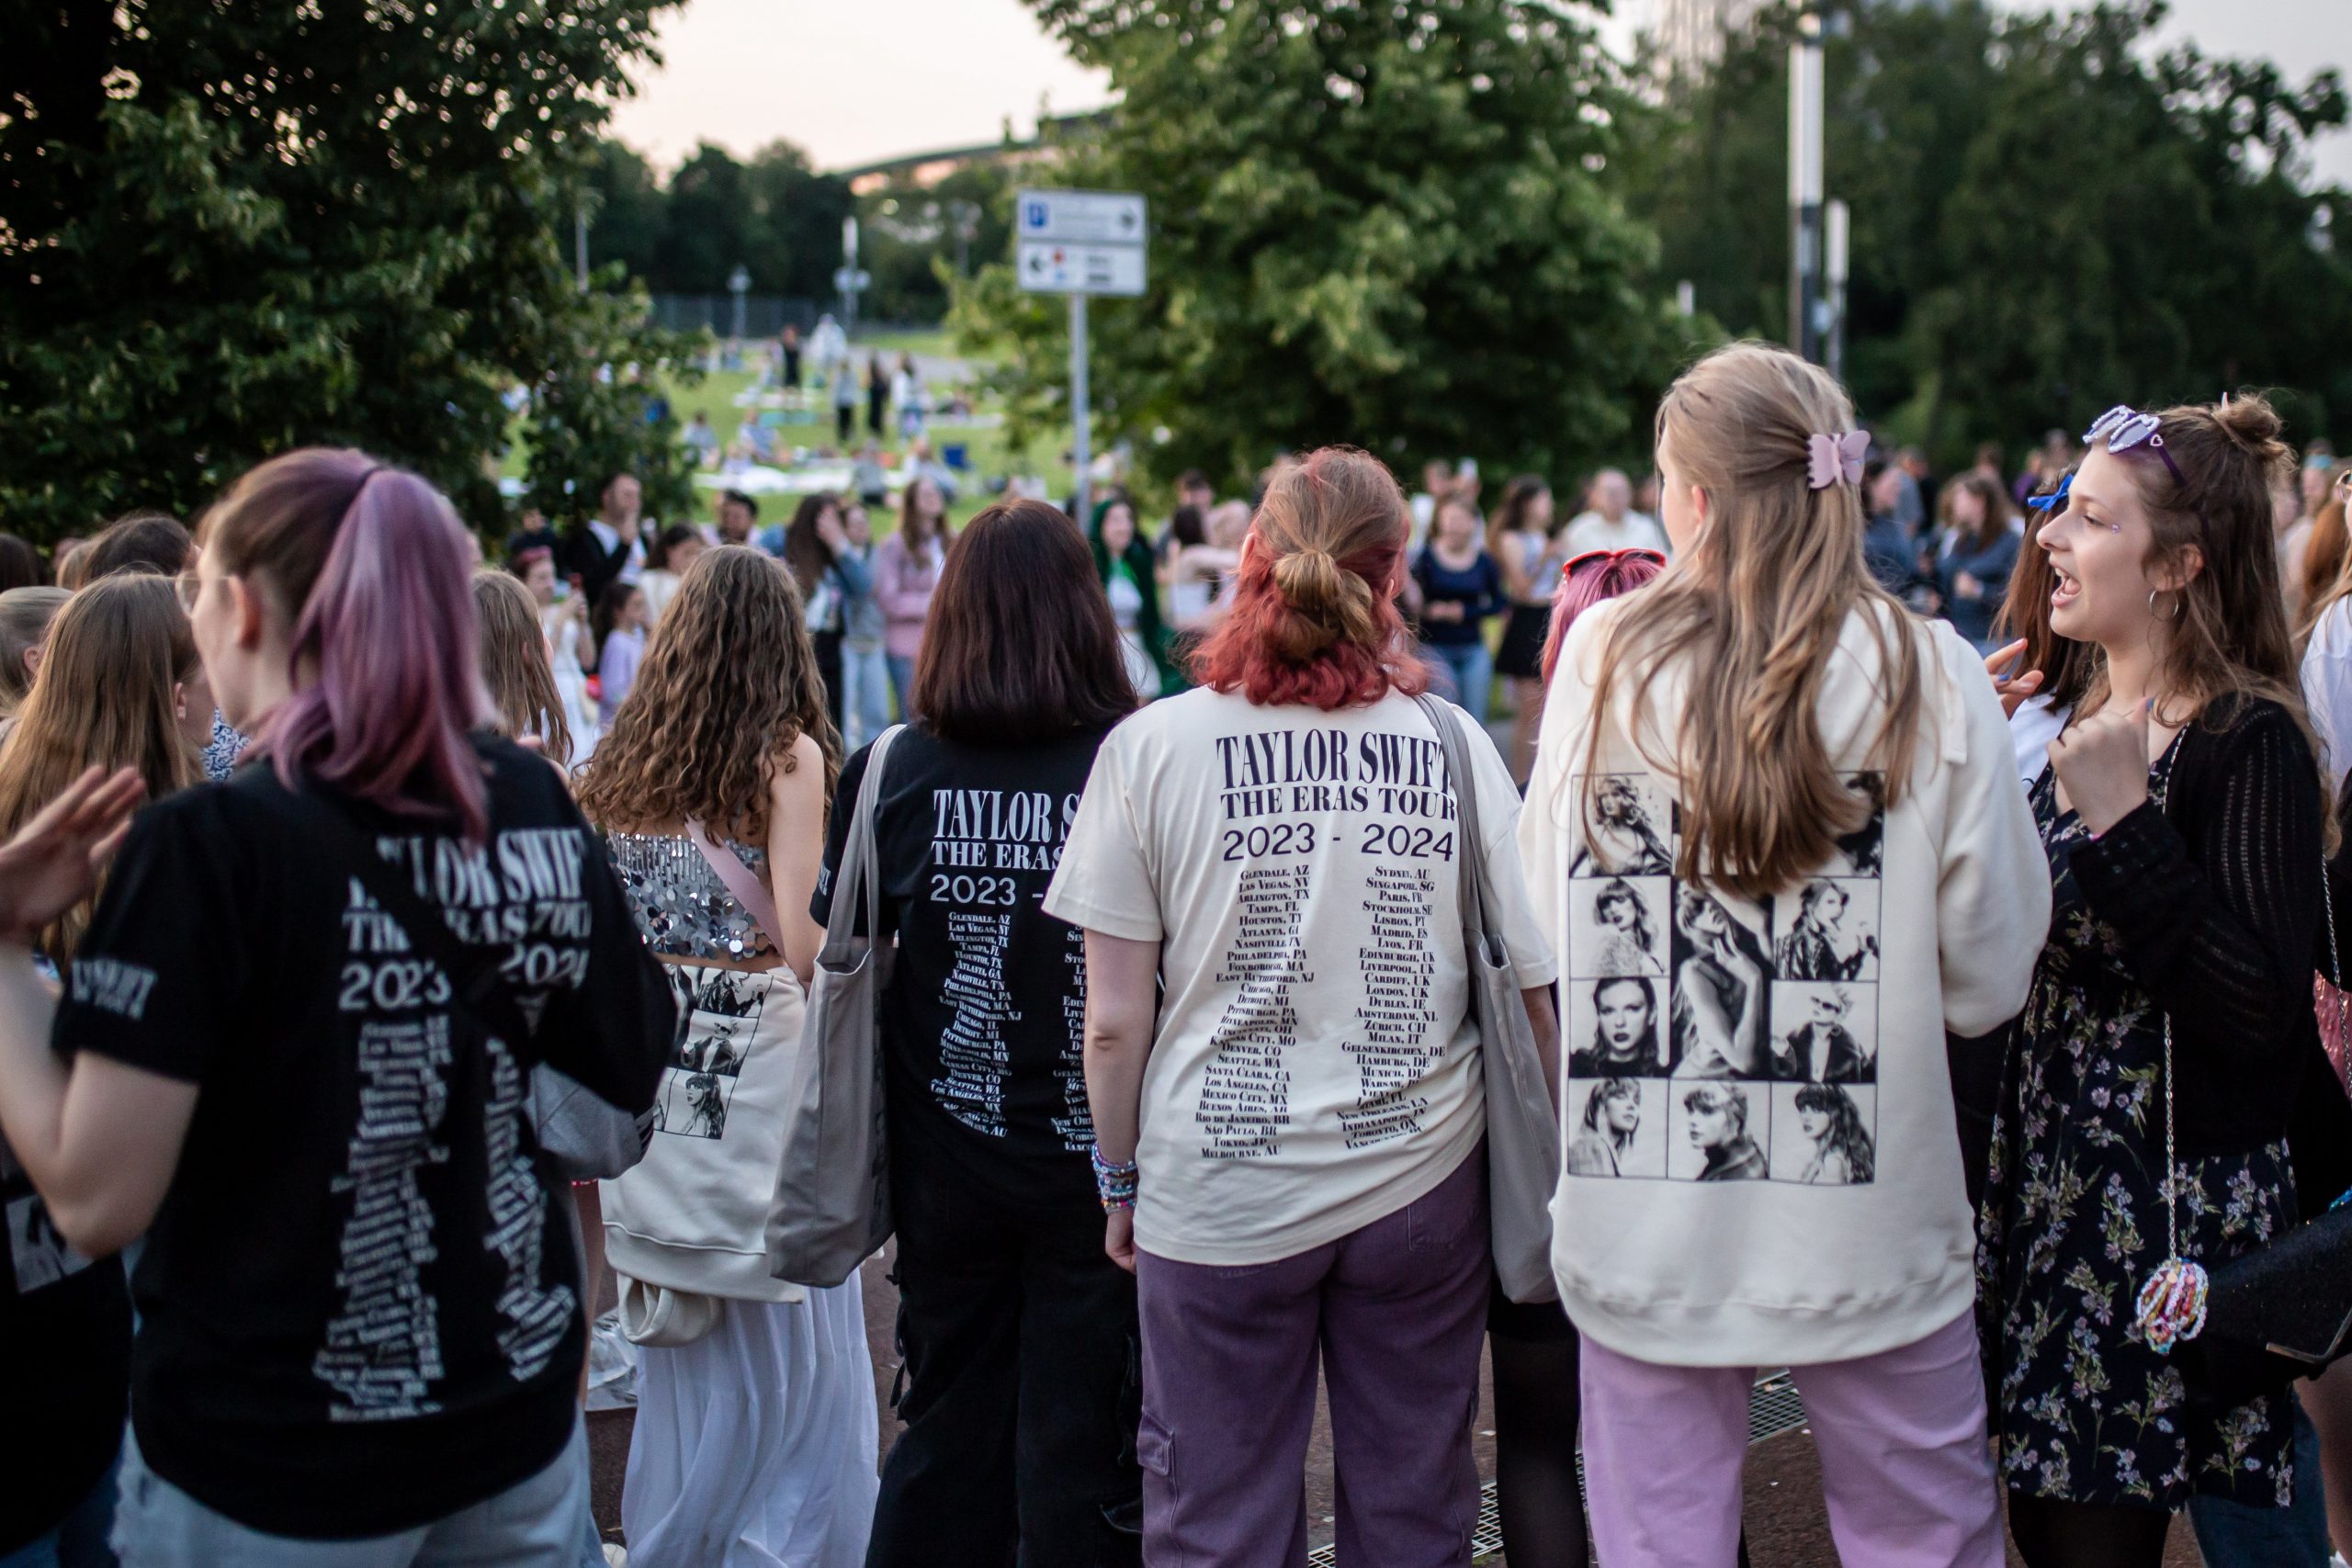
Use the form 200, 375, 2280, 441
813, 726, 1110, 1204
53, 739, 676, 1539
0, 1138, 129, 1552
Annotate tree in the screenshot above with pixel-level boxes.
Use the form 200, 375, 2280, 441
862, 161, 1016, 324
1630, 1, 2352, 457
0, 1, 698, 540
582, 137, 854, 300
956, 0, 1701, 493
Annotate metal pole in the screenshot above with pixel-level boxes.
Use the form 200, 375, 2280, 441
842, 218, 861, 341
575, 205, 589, 292
1825, 197, 1850, 382
1787, 11, 1826, 364
1069, 292, 1091, 525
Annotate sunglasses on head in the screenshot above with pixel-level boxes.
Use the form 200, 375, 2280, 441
1562, 547, 1667, 578
2084, 404, 2186, 487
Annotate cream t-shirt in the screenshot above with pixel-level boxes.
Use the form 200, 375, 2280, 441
1044, 686, 1555, 1266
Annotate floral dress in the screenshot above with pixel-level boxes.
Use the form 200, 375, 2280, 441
1977, 742, 2297, 1509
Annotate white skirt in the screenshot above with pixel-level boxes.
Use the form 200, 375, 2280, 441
621, 1274, 879, 1568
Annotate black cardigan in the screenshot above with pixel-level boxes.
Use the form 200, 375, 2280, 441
2064, 695, 2332, 1164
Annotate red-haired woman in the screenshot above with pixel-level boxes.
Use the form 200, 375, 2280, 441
1045, 447, 1560, 1566
0, 449, 677, 1562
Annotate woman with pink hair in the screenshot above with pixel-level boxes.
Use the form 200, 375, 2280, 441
0, 448, 678, 1562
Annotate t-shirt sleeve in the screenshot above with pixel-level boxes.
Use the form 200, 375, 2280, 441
809, 743, 874, 929
1042, 735, 1162, 942
1458, 700, 1559, 987
53, 800, 240, 1084
534, 822, 679, 1112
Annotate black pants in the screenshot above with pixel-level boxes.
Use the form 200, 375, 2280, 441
866, 1139, 1142, 1568
813, 627, 845, 737
837, 404, 855, 446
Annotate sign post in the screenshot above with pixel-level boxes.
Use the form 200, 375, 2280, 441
1015, 188, 1148, 525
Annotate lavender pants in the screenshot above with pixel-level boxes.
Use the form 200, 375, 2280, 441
1578, 1306, 2005, 1568
1133, 1148, 1488, 1568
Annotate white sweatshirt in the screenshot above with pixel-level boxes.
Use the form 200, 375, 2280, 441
1521, 597, 2048, 1367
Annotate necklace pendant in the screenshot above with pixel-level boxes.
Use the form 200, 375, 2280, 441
2134, 1257, 2210, 1354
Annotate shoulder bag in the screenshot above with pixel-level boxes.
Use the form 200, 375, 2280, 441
2182, 852, 2352, 1404
1414, 694, 1562, 1304
766, 725, 905, 1288
285, 784, 656, 1185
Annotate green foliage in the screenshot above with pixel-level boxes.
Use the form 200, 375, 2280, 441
1632, 0, 2352, 460
583, 138, 856, 299
0, 0, 696, 542
959, 0, 1703, 494
517, 281, 704, 529
861, 161, 1017, 324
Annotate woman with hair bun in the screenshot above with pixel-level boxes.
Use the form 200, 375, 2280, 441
1046, 446, 1559, 1566
1981, 392, 2335, 1563
0, 448, 678, 1564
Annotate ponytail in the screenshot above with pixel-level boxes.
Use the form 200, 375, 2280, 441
206, 449, 490, 840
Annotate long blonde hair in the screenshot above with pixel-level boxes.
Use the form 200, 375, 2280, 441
576, 547, 837, 843
470, 570, 572, 768
0, 574, 203, 958
1579, 343, 1928, 900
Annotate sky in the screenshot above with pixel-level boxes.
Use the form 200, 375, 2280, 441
606, 0, 2351, 185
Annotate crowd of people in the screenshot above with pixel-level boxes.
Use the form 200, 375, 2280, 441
0, 337, 2349, 1568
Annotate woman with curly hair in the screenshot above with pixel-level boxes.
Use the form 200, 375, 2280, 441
1790, 1084, 1875, 1184
576, 547, 876, 1566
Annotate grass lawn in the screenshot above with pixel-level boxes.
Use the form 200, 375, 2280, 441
501, 333, 1068, 535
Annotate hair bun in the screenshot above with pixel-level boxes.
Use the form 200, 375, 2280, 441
2211, 390, 2286, 455
1271, 547, 1346, 618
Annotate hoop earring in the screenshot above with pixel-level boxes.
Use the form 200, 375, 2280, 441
2149, 588, 2184, 621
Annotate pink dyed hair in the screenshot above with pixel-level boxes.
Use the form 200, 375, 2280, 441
1540, 549, 1668, 684
204, 448, 492, 840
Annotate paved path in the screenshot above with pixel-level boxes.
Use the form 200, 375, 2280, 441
586, 1248, 2206, 1563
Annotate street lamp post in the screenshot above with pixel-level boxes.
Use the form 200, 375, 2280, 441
1787, 9, 1826, 365
727, 265, 752, 346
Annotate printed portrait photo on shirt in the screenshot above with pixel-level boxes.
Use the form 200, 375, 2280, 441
1567, 773, 1677, 877
1771, 875, 1881, 981
1769, 981, 1878, 1083
1668, 884, 1775, 1079
1569, 976, 1670, 1078
1767, 1082, 1878, 1185
1668, 1079, 1769, 1182
1570, 874, 1670, 979
1566, 1076, 1670, 1179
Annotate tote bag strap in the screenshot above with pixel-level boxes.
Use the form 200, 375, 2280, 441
1412, 693, 1507, 974
684, 819, 785, 953
817, 725, 905, 969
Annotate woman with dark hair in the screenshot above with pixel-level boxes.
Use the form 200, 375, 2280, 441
1930, 471, 2022, 653
1790, 1084, 1875, 1184
637, 521, 706, 628
0, 534, 43, 593
1091, 495, 1172, 699
876, 477, 951, 721
1669, 886, 1771, 1078
1981, 395, 2332, 1562
782, 491, 871, 735
814, 498, 1143, 1567
1570, 976, 1664, 1079
1489, 475, 1564, 782
77, 512, 194, 585
0, 448, 676, 1562
1047, 447, 1558, 1567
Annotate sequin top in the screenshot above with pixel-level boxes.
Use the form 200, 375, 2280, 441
605, 831, 776, 962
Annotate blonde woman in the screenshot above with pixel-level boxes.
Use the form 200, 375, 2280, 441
574, 547, 875, 1567
0, 574, 204, 964
1524, 342, 2047, 1567
472, 570, 574, 768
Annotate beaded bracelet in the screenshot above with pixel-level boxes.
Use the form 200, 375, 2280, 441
1091, 1145, 1139, 1212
